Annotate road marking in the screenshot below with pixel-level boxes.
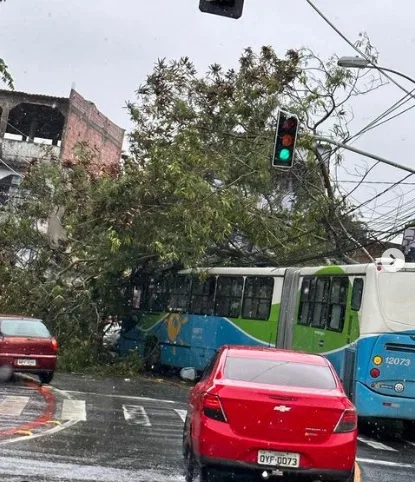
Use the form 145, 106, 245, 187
122, 405, 151, 426
0, 455, 184, 481
61, 400, 86, 421
62, 390, 180, 404
354, 462, 361, 482
357, 435, 397, 451
357, 457, 415, 468
0, 396, 29, 416
174, 409, 187, 422
0, 420, 79, 446
403, 439, 415, 447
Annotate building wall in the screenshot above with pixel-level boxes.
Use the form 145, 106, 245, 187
2, 138, 60, 167
60, 90, 125, 175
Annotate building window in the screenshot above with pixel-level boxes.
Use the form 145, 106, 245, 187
190, 277, 216, 315
242, 277, 274, 321
298, 276, 349, 332
215, 277, 243, 318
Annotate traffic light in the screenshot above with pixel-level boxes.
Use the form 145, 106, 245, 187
199, 0, 244, 19
272, 110, 299, 168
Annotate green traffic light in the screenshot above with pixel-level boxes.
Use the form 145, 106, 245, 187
279, 148, 291, 161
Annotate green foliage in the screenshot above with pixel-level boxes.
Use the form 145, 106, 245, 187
58, 340, 143, 377
0, 39, 383, 369
0, 57, 13, 89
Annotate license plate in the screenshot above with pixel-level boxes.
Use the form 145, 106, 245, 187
16, 359, 36, 367
257, 450, 300, 468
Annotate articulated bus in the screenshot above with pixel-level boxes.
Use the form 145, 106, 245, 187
118, 261, 415, 426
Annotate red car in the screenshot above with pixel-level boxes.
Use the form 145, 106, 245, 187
0, 315, 58, 384
181, 346, 357, 482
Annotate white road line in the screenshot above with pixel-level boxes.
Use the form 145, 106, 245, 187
61, 400, 87, 421
0, 420, 79, 446
122, 405, 151, 426
357, 435, 397, 452
357, 457, 415, 468
0, 455, 184, 481
174, 409, 187, 422
0, 396, 29, 416
62, 390, 180, 404
403, 439, 415, 447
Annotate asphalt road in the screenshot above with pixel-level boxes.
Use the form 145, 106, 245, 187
0, 372, 413, 482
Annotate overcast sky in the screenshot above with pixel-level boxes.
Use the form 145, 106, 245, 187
1, 0, 415, 244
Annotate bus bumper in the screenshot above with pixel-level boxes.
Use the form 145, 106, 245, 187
355, 382, 415, 420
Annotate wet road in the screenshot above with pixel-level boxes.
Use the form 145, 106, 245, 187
0, 373, 413, 481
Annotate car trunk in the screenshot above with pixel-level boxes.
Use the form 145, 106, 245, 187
0, 336, 55, 356
216, 381, 347, 443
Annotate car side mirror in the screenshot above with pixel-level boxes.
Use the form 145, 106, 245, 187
180, 367, 198, 382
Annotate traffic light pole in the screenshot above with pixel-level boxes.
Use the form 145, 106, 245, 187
314, 135, 415, 176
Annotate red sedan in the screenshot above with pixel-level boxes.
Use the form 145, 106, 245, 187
0, 315, 58, 384
181, 346, 357, 482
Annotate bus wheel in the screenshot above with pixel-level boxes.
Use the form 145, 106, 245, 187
144, 336, 161, 372
402, 420, 415, 440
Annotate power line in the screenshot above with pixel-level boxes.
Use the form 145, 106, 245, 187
304, 0, 415, 100
338, 180, 415, 185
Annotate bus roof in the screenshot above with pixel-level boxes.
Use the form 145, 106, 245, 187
180, 260, 415, 277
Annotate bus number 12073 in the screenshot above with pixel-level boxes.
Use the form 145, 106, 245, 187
385, 357, 411, 367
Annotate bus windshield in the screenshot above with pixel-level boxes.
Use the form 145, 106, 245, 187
378, 272, 415, 327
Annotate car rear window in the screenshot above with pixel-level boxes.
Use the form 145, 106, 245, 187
1, 320, 51, 338
224, 356, 337, 390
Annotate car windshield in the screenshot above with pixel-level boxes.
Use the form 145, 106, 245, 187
1, 319, 50, 338
224, 356, 337, 390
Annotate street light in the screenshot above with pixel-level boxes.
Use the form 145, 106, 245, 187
337, 56, 415, 87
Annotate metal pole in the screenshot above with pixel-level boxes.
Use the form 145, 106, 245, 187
313, 135, 415, 175
366, 66, 415, 88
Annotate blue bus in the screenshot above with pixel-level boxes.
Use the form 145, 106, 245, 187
118, 261, 415, 427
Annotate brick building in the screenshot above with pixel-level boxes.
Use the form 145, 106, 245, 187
0, 87, 125, 242
0, 87, 125, 201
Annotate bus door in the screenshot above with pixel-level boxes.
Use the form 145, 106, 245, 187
277, 268, 301, 349
316, 276, 349, 373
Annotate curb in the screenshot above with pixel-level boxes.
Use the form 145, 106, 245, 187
355, 461, 361, 482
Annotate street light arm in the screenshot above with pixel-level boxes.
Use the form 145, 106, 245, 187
313, 135, 415, 175
367, 65, 415, 87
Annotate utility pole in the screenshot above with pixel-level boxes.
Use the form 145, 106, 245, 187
314, 135, 415, 176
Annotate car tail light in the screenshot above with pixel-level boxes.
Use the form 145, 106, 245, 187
51, 337, 59, 352
370, 368, 380, 378
202, 393, 227, 422
334, 408, 357, 433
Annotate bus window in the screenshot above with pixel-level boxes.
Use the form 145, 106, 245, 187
351, 278, 364, 311
147, 278, 170, 312
327, 277, 349, 332
310, 278, 330, 328
242, 277, 274, 321
215, 277, 243, 318
298, 277, 314, 325
169, 276, 191, 311
190, 277, 216, 315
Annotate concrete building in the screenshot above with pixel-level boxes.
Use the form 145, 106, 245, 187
0, 87, 125, 204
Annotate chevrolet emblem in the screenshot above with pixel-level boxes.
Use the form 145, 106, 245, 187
273, 405, 291, 412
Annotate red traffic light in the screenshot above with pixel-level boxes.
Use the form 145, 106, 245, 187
282, 134, 294, 147
282, 118, 297, 130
